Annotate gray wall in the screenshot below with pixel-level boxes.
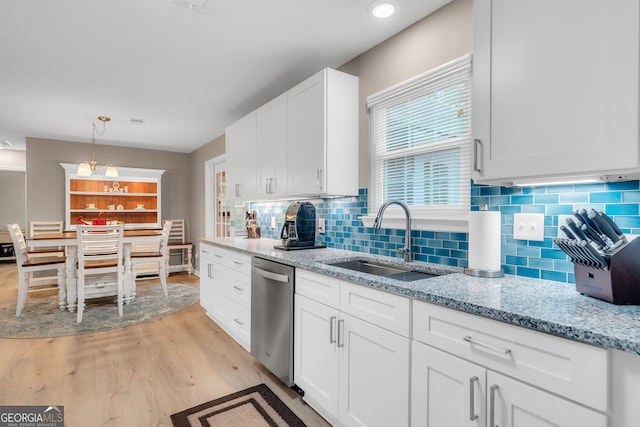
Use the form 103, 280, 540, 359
26, 137, 191, 229
0, 170, 26, 229
338, 0, 472, 187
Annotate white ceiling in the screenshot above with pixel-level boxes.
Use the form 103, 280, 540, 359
0, 0, 451, 153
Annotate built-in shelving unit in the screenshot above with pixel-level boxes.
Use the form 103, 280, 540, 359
61, 163, 165, 229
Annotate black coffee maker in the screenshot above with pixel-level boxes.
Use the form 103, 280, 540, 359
276, 201, 323, 250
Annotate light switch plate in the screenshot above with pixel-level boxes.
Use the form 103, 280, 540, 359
317, 218, 325, 234
513, 213, 545, 241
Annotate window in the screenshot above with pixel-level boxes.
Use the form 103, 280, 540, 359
367, 55, 472, 229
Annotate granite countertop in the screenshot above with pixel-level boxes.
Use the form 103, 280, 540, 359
200, 237, 640, 355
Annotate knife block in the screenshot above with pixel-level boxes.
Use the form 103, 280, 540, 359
574, 237, 640, 305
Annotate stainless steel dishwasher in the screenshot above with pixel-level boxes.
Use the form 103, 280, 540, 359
251, 256, 295, 386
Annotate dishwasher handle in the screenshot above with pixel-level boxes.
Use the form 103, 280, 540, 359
252, 266, 290, 283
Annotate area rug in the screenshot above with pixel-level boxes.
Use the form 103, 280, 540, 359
0, 283, 199, 339
171, 384, 307, 427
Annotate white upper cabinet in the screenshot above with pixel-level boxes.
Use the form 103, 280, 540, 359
256, 93, 288, 198
287, 68, 359, 197
225, 110, 257, 201
472, 0, 640, 185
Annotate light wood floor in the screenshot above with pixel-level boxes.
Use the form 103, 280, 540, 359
0, 263, 331, 427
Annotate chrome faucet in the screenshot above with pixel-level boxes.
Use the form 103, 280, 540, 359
373, 200, 413, 262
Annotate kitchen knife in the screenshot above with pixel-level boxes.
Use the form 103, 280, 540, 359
554, 238, 580, 265
575, 209, 600, 233
559, 225, 576, 240
580, 240, 609, 270
588, 209, 621, 243
565, 217, 589, 242
579, 225, 607, 250
597, 211, 625, 238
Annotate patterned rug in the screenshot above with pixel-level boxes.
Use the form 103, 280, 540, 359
0, 283, 199, 339
171, 384, 307, 427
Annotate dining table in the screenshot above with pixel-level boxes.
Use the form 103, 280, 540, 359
26, 228, 163, 312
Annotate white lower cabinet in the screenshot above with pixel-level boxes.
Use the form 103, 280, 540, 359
411, 342, 607, 427
412, 299, 608, 427
199, 243, 251, 351
294, 270, 410, 427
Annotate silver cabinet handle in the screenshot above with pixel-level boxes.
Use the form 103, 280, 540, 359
207, 263, 212, 278
329, 316, 337, 343
489, 384, 499, 427
469, 376, 478, 421
214, 254, 223, 258
337, 319, 344, 347
235, 183, 241, 197
233, 260, 244, 266
316, 168, 324, 191
473, 138, 482, 172
463, 336, 512, 355
233, 285, 244, 291
233, 318, 244, 326
201, 249, 209, 254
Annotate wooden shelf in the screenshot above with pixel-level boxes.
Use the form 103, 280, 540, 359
61, 164, 165, 229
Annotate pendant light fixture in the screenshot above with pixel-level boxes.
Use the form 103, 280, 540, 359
77, 116, 118, 177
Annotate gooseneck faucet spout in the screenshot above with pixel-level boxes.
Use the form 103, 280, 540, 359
373, 200, 413, 262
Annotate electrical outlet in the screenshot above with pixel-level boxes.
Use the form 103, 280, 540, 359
513, 213, 545, 241
270, 216, 276, 229
317, 218, 325, 234
557, 215, 572, 237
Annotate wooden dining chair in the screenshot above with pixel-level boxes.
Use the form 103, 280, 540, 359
165, 219, 192, 275
27, 220, 65, 287
131, 220, 172, 297
28, 220, 65, 255
6, 223, 67, 316
76, 224, 124, 323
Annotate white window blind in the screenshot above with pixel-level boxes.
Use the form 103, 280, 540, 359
367, 55, 472, 221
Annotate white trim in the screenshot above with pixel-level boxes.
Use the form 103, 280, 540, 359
204, 155, 225, 238
0, 165, 26, 172
360, 214, 469, 233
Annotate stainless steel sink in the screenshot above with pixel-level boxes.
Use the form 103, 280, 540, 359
326, 259, 441, 282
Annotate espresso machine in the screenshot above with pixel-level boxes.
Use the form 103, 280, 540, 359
274, 201, 325, 250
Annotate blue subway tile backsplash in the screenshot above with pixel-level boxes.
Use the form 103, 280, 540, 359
247, 181, 640, 285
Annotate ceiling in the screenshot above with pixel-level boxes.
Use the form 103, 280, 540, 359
0, 0, 451, 153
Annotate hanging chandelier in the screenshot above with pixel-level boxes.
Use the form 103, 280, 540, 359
77, 116, 118, 177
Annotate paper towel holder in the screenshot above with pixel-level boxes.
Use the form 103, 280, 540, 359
464, 204, 504, 278
464, 267, 504, 278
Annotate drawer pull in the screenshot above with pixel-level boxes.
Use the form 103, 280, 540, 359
233, 261, 244, 266
489, 384, 499, 427
233, 286, 244, 291
214, 254, 223, 258
329, 316, 337, 344
469, 376, 478, 421
233, 318, 244, 326
463, 335, 512, 355
337, 319, 344, 348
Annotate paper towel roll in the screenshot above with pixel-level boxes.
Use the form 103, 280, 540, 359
466, 209, 503, 277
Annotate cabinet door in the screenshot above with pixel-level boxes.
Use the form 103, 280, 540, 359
287, 69, 326, 195
226, 110, 257, 200
256, 93, 288, 198
207, 260, 228, 324
199, 256, 215, 313
339, 312, 410, 427
473, 0, 639, 184
412, 341, 486, 427
488, 372, 607, 427
294, 294, 340, 420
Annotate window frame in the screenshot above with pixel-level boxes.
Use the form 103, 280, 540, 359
362, 55, 472, 232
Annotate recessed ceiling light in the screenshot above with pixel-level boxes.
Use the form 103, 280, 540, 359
370, 1, 396, 19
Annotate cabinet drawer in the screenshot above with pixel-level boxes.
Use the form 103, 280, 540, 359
228, 269, 251, 309
413, 300, 608, 411
296, 269, 340, 309
226, 300, 251, 351
340, 281, 410, 338
208, 245, 251, 275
